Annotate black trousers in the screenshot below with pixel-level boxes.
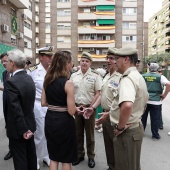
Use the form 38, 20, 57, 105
10, 136, 37, 170
142, 104, 161, 138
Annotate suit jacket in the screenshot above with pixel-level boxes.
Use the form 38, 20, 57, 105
6, 71, 36, 139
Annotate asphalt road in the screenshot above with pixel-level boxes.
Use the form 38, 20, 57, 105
0, 89, 170, 170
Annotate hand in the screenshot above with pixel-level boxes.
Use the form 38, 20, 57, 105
160, 94, 166, 101
23, 130, 33, 140
76, 106, 84, 115
83, 107, 94, 119
96, 112, 109, 126
114, 124, 133, 137
0, 86, 4, 91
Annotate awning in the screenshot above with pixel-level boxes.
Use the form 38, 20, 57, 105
97, 5, 115, 11
0, 43, 15, 54
97, 19, 115, 25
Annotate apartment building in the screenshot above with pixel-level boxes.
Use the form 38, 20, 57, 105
0, 0, 35, 79
148, 0, 170, 56
36, 0, 144, 69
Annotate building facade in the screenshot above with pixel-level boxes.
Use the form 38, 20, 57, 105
148, 0, 170, 56
36, 0, 144, 69
0, 0, 36, 79
0, 0, 35, 59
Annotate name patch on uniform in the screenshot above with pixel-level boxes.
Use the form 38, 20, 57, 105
108, 80, 119, 88
86, 76, 95, 83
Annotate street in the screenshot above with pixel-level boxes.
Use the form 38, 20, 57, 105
0, 90, 170, 170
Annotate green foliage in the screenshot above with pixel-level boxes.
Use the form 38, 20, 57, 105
143, 53, 170, 65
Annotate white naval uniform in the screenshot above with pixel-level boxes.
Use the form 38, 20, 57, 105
29, 63, 49, 164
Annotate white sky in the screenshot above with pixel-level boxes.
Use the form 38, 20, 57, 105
144, 0, 163, 21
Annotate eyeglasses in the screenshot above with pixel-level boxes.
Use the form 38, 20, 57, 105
105, 56, 116, 60
114, 56, 125, 60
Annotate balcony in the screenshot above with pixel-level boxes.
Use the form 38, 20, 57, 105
9, 0, 29, 9
78, 26, 115, 34
78, 39, 115, 48
78, 0, 114, 6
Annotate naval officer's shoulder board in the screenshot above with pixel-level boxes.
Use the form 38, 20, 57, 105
28, 65, 38, 72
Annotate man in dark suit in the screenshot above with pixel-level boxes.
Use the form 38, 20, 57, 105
5, 49, 37, 170
0, 53, 12, 160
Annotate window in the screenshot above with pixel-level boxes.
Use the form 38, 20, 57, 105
46, 2, 50, 7
83, 8, 90, 13
24, 39, 32, 48
102, 49, 108, 54
102, 35, 110, 40
122, 22, 136, 29
82, 35, 91, 40
57, 23, 71, 29
46, 34, 51, 39
24, 21, 31, 29
46, 13, 51, 18
24, 41, 28, 48
10, 7, 16, 16
11, 35, 17, 45
122, 8, 137, 15
29, 2, 32, 11
57, 9, 71, 16
64, 10, 71, 15
122, 36, 137, 42
46, 23, 51, 29
57, 37, 64, 42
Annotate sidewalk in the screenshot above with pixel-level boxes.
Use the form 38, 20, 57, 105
0, 93, 170, 169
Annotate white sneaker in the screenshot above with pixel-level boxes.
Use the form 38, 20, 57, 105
168, 132, 170, 136
97, 127, 103, 133
37, 163, 40, 170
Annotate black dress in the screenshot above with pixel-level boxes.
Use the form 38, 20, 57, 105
45, 77, 77, 163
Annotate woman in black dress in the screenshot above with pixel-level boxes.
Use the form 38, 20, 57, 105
41, 51, 77, 170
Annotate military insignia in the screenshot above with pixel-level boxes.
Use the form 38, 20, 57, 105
29, 65, 38, 72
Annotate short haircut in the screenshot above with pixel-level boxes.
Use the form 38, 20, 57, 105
7, 49, 26, 69
0, 53, 8, 59
128, 53, 138, 65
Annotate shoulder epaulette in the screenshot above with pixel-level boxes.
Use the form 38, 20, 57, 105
29, 65, 38, 72
92, 70, 99, 75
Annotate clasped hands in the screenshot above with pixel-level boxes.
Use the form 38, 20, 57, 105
76, 106, 94, 119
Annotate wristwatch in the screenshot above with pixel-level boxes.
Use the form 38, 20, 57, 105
115, 124, 125, 131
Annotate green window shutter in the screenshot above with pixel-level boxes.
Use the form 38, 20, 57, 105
97, 19, 115, 25
97, 5, 115, 11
